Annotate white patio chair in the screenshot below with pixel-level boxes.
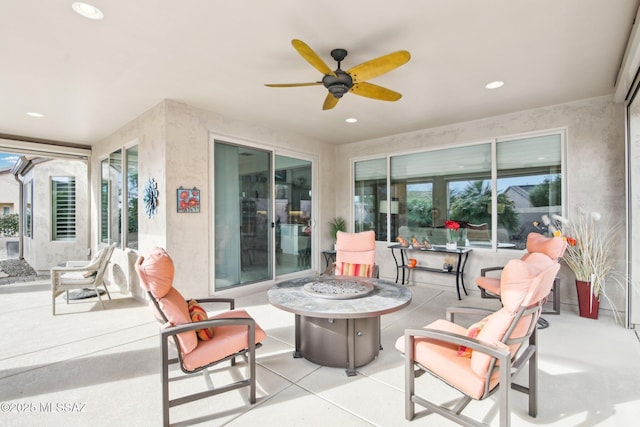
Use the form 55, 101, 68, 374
51, 244, 116, 315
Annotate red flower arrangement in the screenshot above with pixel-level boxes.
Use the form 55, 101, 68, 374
444, 220, 460, 231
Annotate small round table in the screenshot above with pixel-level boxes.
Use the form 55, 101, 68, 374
268, 275, 412, 376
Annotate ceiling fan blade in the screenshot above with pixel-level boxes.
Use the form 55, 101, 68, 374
265, 82, 322, 87
322, 93, 339, 110
347, 50, 411, 83
292, 39, 336, 77
350, 81, 402, 101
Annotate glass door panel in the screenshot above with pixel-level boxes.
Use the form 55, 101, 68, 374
214, 142, 272, 290
275, 155, 312, 276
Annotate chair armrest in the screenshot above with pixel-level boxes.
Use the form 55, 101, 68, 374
195, 297, 235, 310
446, 306, 493, 323
480, 266, 504, 276
65, 260, 91, 267
50, 264, 99, 274
404, 328, 510, 361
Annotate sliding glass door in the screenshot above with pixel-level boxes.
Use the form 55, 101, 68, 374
275, 155, 312, 276
214, 141, 313, 291
215, 143, 272, 290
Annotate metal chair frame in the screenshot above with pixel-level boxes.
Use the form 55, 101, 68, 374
403, 301, 543, 427
148, 294, 260, 427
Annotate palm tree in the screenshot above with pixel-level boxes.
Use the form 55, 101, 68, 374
449, 180, 519, 233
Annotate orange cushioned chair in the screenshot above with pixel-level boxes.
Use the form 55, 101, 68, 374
135, 247, 266, 427
325, 230, 378, 278
476, 232, 567, 314
396, 254, 560, 427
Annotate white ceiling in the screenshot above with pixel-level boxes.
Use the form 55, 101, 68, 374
1, 0, 639, 146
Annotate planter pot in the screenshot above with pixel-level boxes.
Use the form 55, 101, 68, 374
575, 280, 600, 319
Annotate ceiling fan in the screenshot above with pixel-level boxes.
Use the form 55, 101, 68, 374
265, 39, 411, 110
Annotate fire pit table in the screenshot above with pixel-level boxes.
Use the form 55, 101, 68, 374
267, 274, 412, 376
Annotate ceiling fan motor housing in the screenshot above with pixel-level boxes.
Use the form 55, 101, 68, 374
323, 70, 353, 98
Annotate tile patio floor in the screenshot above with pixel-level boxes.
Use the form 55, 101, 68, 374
1, 277, 639, 426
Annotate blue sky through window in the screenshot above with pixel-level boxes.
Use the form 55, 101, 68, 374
0, 152, 20, 169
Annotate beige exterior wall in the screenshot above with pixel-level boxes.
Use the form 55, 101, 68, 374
94, 95, 627, 315
22, 159, 90, 272
95, 100, 334, 299
0, 171, 19, 215
336, 95, 626, 312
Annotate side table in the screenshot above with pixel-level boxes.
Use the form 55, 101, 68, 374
321, 249, 336, 270
388, 244, 472, 300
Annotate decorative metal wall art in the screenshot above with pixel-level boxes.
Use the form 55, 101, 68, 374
143, 178, 159, 218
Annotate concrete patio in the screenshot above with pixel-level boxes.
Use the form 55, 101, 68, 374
1, 277, 639, 426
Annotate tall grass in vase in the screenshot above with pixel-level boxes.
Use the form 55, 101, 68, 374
544, 210, 618, 319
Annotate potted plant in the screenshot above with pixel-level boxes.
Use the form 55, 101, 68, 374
328, 217, 347, 249
543, 210, 618, 319
444, 220, 460, 250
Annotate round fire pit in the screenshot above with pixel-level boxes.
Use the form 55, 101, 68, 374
303, 277, 374, 299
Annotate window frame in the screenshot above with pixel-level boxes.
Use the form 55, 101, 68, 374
51, 176, 76, 241
352, 129, 566, 250
100, 141, 138, 249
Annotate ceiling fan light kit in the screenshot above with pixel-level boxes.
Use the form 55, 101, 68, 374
265, 39, 410, 110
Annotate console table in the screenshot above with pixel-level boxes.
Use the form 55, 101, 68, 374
267, 275, 412, 376
388, 244, 472, 300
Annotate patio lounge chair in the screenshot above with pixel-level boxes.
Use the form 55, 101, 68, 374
135, 247, 266, 427
396, 255, 560, 426
324, 230, 378, 277
50, 244, 116, 315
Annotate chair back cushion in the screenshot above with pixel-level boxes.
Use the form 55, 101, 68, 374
471, 260, 560, 377
135, 247, 175, 299
135, 247, 198, 354
335, 231, 376, 276
499, 259, 538, 311
157, 287, 198, 354
524, 232, 567, 261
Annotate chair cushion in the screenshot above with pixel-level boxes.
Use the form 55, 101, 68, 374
337, 262, 372, 277
499, 259, 538, 311
335, 231, 376, 269
157, 287, 198, 354
469, 309, 514, 377
187, 300, 215, 340
135, 247, 175, 299
457, 318, 488, 357
181, 309, 267, 372
525, 233, 567, 260
395, 319, 497, 400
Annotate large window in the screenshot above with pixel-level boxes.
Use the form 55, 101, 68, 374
126, 146, 138, 249
496, 134, 562, 248
51, 176, 76, 240
23, 180, 32, 238
354, 132, 563, 249
101, 144, 138, 249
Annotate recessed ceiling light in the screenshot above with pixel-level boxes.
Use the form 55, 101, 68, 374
345, 117, 358, 123
485, 81, 504, 89
72, 2, 104, 20
26, 112, 44, 118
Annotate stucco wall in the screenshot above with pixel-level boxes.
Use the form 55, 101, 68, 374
94, 95, 627, 315
0, 171, 19, 214
96, 99, 335, 299
162, 100, 335, 298
22, 159, 89, 272
336, 95, 627, 313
